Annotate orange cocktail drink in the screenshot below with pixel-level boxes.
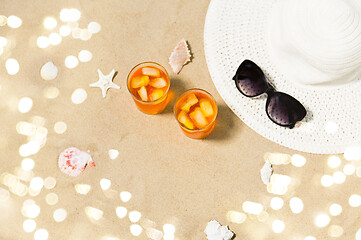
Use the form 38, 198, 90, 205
127, 62, 170, 114
174, 89, 218, 139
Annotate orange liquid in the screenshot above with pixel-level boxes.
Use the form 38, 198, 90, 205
127, 63, 170, 115
174, 89, 217, 139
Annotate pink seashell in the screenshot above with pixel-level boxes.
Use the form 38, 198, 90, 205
58, 147, 95, 177
169, 39, 191, 74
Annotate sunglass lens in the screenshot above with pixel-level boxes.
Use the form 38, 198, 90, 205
233, 60, 268, 97
266, 92, 306, 127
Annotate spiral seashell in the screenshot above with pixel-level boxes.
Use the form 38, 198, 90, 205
169, 39, 191, 74
267, 0, 361, 86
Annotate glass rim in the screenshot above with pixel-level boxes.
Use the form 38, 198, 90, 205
127, 61, 170, 104
173, 88, 218, 132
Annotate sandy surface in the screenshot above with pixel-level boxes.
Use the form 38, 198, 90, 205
0, 1, 359, 240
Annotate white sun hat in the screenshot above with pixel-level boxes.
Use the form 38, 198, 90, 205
204, 0, 361, 154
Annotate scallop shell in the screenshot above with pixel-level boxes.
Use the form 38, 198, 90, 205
58, 147, 95, 177
168, 39, 191, 74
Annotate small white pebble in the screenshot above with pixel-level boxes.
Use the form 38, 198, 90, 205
108, 149, 119, 160
6, 58, 20, 75
40, 62, 58, 80
129, 211, 142, 223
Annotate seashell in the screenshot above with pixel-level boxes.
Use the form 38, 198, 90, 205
168, 39, 191, 74
58, 147, 95, 177
204, 220, 234, 240
260, 161, 273, 185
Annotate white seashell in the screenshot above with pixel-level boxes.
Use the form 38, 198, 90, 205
168, 39, 191, 74
261, 161, 273, 185
204, 220, 234, 240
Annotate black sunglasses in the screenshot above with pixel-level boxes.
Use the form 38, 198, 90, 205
232, 60, 306, 128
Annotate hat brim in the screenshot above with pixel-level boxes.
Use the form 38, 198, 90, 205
204, 0, 361, 154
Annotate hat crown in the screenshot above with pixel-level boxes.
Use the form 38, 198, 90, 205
267, 0, 361, 86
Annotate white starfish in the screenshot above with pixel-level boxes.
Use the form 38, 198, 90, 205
89, 69, 120, 98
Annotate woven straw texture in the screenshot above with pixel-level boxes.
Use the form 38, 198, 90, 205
204, 0, 361, 154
